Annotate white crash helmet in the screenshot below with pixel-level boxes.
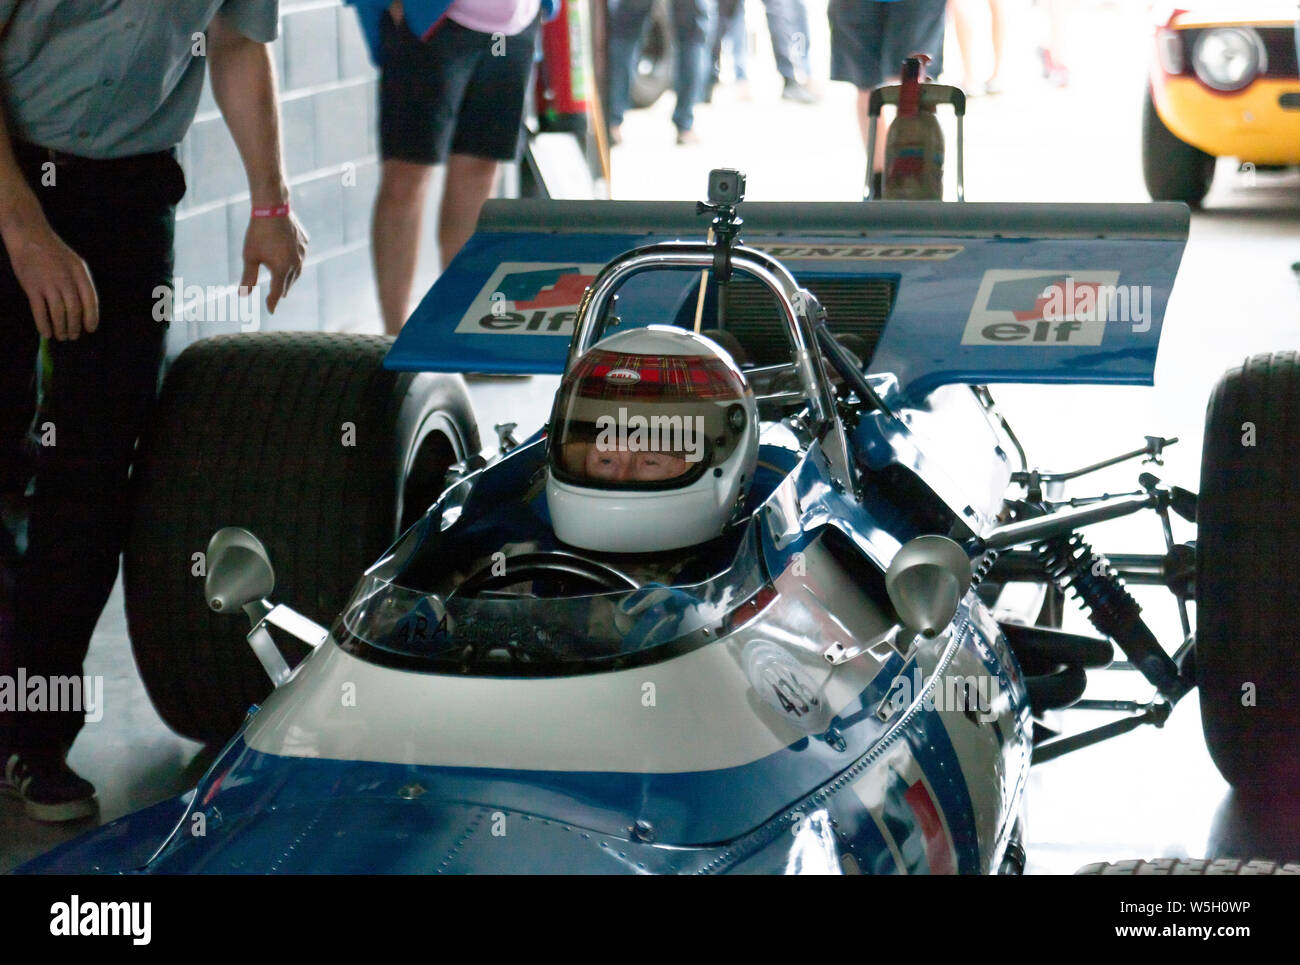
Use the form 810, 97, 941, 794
546, 325, 759, 553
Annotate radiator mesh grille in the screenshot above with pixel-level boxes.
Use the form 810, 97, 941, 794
721, 277, 896, 365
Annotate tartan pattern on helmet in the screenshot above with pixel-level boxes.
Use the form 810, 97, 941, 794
564, 349, 746, 401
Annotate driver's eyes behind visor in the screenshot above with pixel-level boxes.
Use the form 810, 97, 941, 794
581, 443, 691, 482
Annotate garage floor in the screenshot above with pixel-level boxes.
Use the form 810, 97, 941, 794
4, 1, 1300, 874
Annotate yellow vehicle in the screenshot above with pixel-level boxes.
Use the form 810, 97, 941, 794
1144, 3, 1300, 206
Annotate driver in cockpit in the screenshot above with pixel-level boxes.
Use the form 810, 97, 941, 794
546, 324, 758, 555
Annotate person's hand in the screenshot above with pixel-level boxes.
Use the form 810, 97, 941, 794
4, 218, 98, 340
239, 212, 308, 315
388, 0, 405, 24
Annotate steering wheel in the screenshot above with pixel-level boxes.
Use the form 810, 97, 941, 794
450, 551, 642, 600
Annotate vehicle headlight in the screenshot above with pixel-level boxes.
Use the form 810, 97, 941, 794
1192, 27, 1266, 92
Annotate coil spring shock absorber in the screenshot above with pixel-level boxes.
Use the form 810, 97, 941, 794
1037, 533, 1187, 698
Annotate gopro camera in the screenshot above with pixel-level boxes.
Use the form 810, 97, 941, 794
707, 168, 746, 206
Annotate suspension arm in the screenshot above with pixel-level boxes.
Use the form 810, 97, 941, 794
969, 492, 1157, 554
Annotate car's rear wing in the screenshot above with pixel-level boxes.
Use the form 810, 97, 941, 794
387, 200, 1189, 403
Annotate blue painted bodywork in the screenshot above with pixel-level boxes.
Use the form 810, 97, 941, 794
22, 425, 1030, 875
388, 202, 1187, 406
24, 603, 1020, 875
21, 726, 966, 874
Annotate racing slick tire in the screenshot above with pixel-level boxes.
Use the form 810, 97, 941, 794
630, 0, 674, 109
1197, 352, 1300, 790
1076, 859, 1300, 875
124, 332, 479, 746
1142, 87, 1215, 207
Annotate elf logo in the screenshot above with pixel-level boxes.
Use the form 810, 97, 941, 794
496, 267, 596, 309
961, 269, 1123, 346
455, 262, 604, 336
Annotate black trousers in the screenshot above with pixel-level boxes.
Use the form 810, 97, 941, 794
0, 143, 184, 754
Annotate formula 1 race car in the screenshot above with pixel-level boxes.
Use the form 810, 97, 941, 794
19, 176, 1300, 874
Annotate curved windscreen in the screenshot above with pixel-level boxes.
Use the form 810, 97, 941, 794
337, 524, 768, 673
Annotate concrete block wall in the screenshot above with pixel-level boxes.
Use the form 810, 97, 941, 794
168, 0, 444, 355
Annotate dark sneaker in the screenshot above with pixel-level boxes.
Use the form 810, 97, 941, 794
1, 750, 97, 823
782, 80, 820, 104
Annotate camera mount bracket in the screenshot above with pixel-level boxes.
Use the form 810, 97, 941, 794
696, 200, 743, 282
697, 168, 746, 283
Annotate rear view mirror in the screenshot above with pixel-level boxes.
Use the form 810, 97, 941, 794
203, 527, 324, 688
205, 527, 275, 615
885, 535, 972, 639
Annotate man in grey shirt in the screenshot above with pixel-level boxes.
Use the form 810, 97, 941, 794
0, 2, 308, 822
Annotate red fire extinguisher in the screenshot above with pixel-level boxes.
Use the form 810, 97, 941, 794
536, 0, 590, 137
864, 55, 967, 201
884, 56, 944, 199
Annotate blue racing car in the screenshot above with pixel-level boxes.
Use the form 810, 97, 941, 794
19, 174, 1300, 874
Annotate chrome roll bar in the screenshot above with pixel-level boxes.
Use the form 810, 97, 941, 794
567, 241, 855, 492
570, 242, 837, 429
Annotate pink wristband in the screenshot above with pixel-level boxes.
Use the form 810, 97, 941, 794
251, 203, 290, 218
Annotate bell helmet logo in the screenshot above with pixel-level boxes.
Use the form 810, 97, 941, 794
605, 368, 641, 384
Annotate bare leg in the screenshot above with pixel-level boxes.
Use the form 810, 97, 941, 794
439, 153, 499, 272
856, 86, 889, 174
1043, 0, 1069, 85
949, 0, 977, 91
988, 0, 1008, 84
372, 158, 433, 336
